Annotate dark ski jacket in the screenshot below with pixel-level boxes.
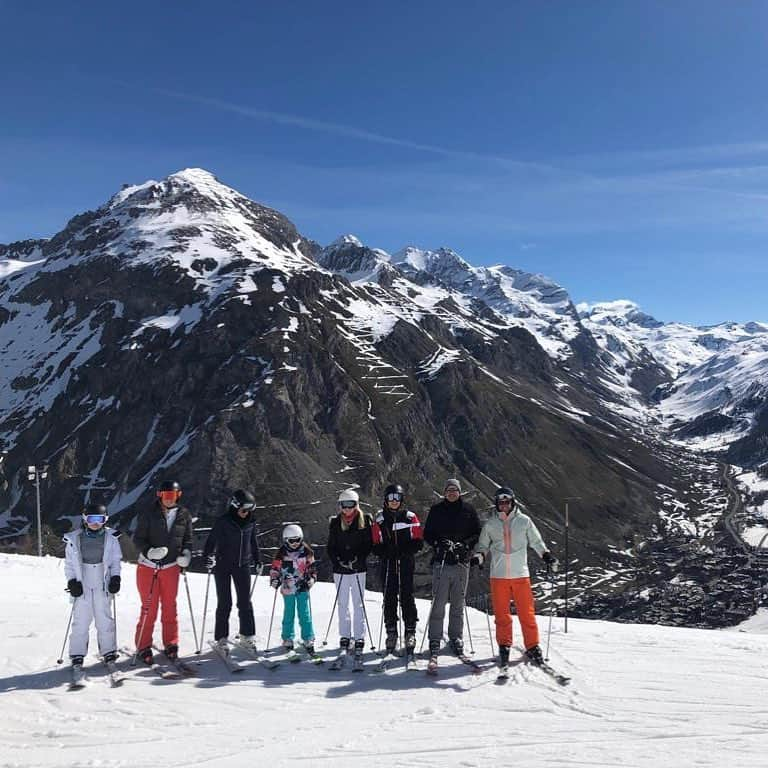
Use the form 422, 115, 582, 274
327, 511, 375, 573
423, 497, 481, 566
132, 501, 193, 567
203, 507, 260, 571
372, 507, 423, 560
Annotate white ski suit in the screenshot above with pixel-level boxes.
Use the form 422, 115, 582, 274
64, 527, 122, 658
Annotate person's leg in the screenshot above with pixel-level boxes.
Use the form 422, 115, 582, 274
490, 578, 514, 647
282, 594, 297, 642
399, 557, 418, 632
69, 591, 94, 659
428, 564, 452, 646
510, 577, 540, 650
351, 572, 367, 641
297, 592, 314, 643
93, 585, 116, 655
232, 567, 255, 637
213, 570, 233, 641
447, 563, 469, 643
158, 566, 181, 649
135, 564, 160, 651
334, 574, 352, 640
382, 560, 398, 633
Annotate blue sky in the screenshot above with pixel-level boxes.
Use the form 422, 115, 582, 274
1, 0, 767, 325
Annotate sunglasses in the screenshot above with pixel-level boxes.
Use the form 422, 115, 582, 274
445, 487, 460, 493
84, 514, 107, 525
158, 490, 181, 500
497, 496, 513, 503
286, 537, 302, 545
339, 501, 357, 509
386, 493, 403, 502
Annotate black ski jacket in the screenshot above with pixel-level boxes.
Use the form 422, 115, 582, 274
423, 498, 480, 565
203, 508, 260, 571
372, 507, 423, 560
132, 501, 193, 567
327, 512, 375, 573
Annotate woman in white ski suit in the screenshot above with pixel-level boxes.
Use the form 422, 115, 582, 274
64, 512, 122, 661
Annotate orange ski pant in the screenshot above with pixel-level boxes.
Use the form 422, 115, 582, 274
135, 563, 181, 651
490, 576, 539, 650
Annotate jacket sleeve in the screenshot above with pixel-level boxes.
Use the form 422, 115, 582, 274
132, 510, 150, 557
181, 510, 193, 551
107, 531, 122, 576
422, 505, 438, 547
361, 515, 374, 559
202, 520, 219, 558
476, 520, 491, 556
405, 510, 423, 555
526, 518, 547, 557
326, 518, 339, 568
270, 553, 282, 583
251, 524, 261, 568
371, 513, 385, 557
63, 535, 78, 581
461, 503, 481, 551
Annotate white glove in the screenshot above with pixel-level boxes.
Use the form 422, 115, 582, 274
176, 549, 191, 568
147, 546, 168, 561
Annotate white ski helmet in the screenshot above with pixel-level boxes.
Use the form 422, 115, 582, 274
337, 489, 359, 505
282, 524, 304, 543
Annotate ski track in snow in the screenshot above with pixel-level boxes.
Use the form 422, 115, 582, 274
1, 554, 768, 767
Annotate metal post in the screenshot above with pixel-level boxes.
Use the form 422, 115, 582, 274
35, 472, 42, 557
564, 501, 569, 634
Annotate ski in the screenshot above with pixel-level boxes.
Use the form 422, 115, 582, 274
328, 652, 348, 671
208, 641, 245, 673
455, 653, 483, 674
155, 646, 198, 677
495, 665, 510, 684
121, 646, 180, 679
228, 639, 280, 670
405, 653, 424, 672
299, 647, 325, 665
533, 661, 571, 686
373, 653, 399, 673
284, 650, 302, 664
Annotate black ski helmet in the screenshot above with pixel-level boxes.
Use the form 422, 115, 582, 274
158, 480, 181, 493
383, 483, 404, 504
494, 486, 515, 510
84, 503, 108, 517
229, 488, 256, 510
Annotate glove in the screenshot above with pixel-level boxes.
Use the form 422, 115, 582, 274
469, 553, 484, 568
147, 546, 168, 561
108, 575, 121, 594
205, 554, 216, 571
438, 538, 455, 551
176, 548, 191, 568
67, 579, 83, 597
270, 577, 280, 589
542, 551, 559, 572
296, 579, 309, 593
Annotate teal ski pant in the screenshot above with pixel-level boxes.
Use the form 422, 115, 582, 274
281, 592, 314, 642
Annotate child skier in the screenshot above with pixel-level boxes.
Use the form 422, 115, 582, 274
472, 486, 557, 672
327, 489, 375, 666
269, 524, 317, 657
202, 489, 260, 652
372, 483, 423, 657
63, 503, 122, 682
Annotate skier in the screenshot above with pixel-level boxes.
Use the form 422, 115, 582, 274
202, 489, 261, 652
269, 524, 317, 655
327, 489, 375, 664
422, 478, 480, 664
372, 483, 423, 656
63, 503, 122, 678
132, 479, 193, 664
472, 486, 557, 670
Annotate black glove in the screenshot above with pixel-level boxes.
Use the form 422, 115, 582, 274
205, 554, 216, 571
438, 538, 455, 551
469, 553, 484, 568
542, 551, 559, 571
453, 542, 468, 557
108, 575, 121, 594
296, 579, 309, 593
67, 579, 83, 597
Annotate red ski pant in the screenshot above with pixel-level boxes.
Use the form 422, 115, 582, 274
490, 576, 539, 650
135, 563, 180, 651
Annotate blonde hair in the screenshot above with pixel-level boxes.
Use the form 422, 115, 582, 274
340, 508, 366, 531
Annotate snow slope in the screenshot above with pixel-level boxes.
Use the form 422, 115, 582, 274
1, 554, 767, 768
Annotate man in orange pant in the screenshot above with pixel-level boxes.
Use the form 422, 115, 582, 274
472, 487, 557, 671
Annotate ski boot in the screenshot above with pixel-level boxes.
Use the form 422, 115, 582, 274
138, 646, 153, 665
525, 644, 544, 666
352, 639, 365, 672
385, 629, 398, 655
164, 643, 179, 661
448, 637, 464, 657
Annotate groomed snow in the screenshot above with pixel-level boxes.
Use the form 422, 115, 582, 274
2, 553, 768, 767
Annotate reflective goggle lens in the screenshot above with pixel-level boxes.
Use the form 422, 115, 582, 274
339, 501, 357, 509
287, 537, 301, 545
85, 514, 107, 524
386, 493, 403, 502
158, 490, 180, 501
497, 496, 513, 504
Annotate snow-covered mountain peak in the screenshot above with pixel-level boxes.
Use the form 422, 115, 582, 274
578, 300, 663, 329
393, 245, 473, 285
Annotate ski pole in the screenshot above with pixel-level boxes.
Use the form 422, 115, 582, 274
419, 552, 446, 653
182, 568, 199, 654
132, 566, 160, 666
249, 563, 263, 599
464, 603, 475, 655
545, 565, 556, 662
196, 568, 212, 655
56, 599, 77, 664
111, 594, 118, 650
266, 584, 279, 652
354, 572, 376, 650
321, 574, 344, 646
485, 593, 494, 651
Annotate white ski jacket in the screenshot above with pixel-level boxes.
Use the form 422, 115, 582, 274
476, 505, 547, 579
64, 527, 122, 589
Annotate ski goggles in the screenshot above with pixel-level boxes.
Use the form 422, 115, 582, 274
233, 500, 256, 511
385, 492, 403, 502
157, 490, 181, 502
286, 536, 302, 546
339, 500, 357, 509
84, 514, 107, 525
496, 495, 514, 505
